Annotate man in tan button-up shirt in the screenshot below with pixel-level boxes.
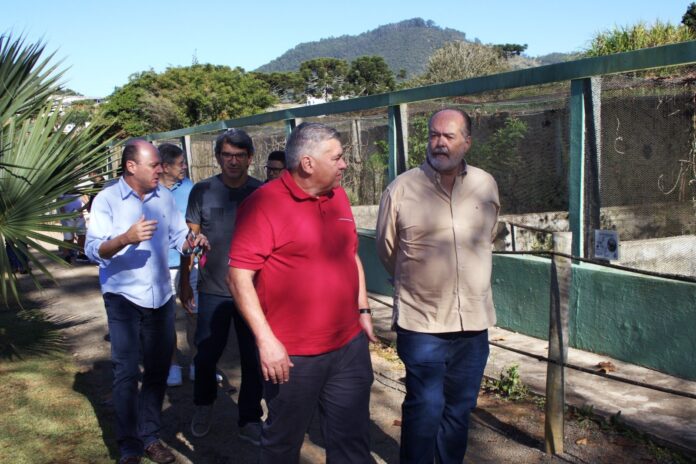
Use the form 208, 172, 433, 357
376, 108, 499, 464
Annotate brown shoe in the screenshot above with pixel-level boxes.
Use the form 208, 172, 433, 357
144, 441, 175, 464
118, 456, 141, 464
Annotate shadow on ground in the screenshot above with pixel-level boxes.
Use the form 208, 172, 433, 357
0, 299, 95, 361
73, 360, 119, 461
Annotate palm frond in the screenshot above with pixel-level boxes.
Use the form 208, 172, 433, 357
0, 34, 63, 127
0, 33, 116, 304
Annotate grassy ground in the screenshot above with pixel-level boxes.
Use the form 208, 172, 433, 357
0, 306, 112, 464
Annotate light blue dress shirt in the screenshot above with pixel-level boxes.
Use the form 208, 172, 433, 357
85, 177, 188, 308
165, 177, 194, 268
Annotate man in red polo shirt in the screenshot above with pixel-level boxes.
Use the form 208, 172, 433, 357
227, 122, 377, 463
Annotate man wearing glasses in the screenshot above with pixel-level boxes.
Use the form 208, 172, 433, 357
264, 150, 286, 182
182, 129, 264, 445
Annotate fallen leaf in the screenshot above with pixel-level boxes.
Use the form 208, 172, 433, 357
575, 437, 588, 445
597, 361, 617, 373
491, 336, 506, 342
393, 419, 402, 426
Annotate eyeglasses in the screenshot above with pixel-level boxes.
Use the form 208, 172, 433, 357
265, 166, 284, 174
219, 151, 249, 161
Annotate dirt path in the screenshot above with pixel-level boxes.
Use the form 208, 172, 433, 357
22, 259, 695, 463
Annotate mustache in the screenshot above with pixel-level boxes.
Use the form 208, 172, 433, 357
431, 147, 449, 155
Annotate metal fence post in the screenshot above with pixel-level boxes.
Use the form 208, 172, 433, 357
285, 118, 297, 140
569, 79, 586, 258
387, 104, 408, 181
545, 231, 572, 454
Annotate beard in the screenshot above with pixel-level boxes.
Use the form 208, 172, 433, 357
426, 146, 465, 173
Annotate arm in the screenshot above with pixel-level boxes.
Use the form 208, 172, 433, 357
178, 222, 200, 314
97, 215, 158, 260
489, 179, 501, 243
227, 266, 294, 384
356, 254, 378, 343
375, 187, 398, 276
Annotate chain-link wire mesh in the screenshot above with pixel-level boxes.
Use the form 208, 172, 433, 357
162, 71, 696, 280
598, 73, 696, 278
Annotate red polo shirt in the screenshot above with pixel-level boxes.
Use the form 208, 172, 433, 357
228, 171, 361, 355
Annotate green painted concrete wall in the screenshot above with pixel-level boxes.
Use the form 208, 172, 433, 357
359, 232, 696, 380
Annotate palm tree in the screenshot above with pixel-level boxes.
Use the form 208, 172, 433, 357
0, 34, 115, 304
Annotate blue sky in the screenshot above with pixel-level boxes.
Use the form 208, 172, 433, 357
2, 0, 689, 97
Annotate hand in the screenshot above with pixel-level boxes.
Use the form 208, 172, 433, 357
359, 312, 379, 343
178, 280, 196, 316
186, 232, 210, 255
124, 215, 158, 244
257, 335, 294, 384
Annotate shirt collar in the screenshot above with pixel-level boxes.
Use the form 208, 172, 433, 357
280, 170, 335, 201
118, 176, 160, 201
166, 179, 184, 192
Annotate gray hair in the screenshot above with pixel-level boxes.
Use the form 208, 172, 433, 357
158, 143, 184, 165
285, 122, 341, 170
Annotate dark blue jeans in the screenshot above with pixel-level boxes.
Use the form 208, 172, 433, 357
193, 292, 263, 426
103, 292, 175, 458
397, 327, 489, 464
261, 332, 373, 464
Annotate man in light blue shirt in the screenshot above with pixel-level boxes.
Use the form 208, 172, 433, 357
157, 142, 198, 387
85, 140, 209, 464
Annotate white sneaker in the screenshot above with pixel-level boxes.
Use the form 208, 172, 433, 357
238, 421, 262, 446
191, 404, 214, 438
167, 365, 183, 387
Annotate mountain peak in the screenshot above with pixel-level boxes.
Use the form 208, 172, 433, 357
255, 18, 468, 78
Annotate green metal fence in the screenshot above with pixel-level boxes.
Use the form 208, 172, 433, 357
133, 41, 696, 380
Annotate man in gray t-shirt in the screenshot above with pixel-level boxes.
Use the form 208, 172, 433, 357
183, 129, 264, 444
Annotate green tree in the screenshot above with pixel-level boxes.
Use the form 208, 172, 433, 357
407, 116, 429, 168
414, 41, 508, 85
159, 64, 276, 124
371, 115, 429, 170
299, 57, 349, 100
95, 70, 166, 139
346, 56, 396, 96
251, 71, 305, 102
0, 34, 114, 303
468, 118, 528, 211
683, 2, 696, 32
493, 43, 528, 59
96, 65, 276, 139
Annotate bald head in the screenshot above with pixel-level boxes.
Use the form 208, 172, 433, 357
429, 108, 471, 138
121, 140, 157, 176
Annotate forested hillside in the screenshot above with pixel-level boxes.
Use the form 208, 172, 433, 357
256, 18, 469, 78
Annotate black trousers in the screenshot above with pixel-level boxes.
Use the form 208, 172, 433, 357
193, 292, 263, 426
261, 332, 374, 464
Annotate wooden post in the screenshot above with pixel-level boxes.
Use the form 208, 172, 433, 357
545, 231, 572, 454
180, 135, 194, 181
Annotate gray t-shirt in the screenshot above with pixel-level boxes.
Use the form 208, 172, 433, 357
186, 174, 262, 296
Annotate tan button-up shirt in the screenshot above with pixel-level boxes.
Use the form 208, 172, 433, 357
376, 161, 500, 333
